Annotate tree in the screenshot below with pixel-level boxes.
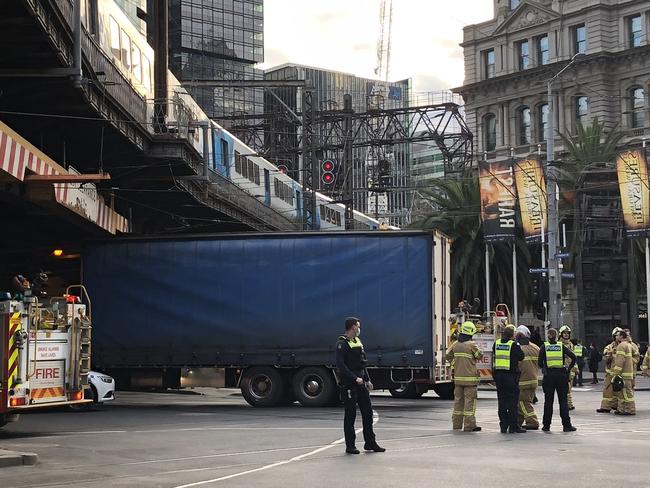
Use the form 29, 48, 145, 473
410, 171, 531, 311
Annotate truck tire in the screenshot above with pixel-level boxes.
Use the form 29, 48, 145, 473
292, 367, 337, 407
240, 367, 285, 407
0, 414, 7, 428
389, 382, 424, 399
433, 382, 455, 400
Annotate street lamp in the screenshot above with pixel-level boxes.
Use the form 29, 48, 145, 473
546, 52, 585, 332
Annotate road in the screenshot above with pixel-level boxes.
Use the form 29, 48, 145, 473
1, 380, 649, 488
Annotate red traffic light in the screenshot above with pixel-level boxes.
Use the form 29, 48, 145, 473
322, 173, 334, 184
322, 161, 334, 172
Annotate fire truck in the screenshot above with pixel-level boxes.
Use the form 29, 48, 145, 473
0, 286, 92, 427
448, 301, 512, 382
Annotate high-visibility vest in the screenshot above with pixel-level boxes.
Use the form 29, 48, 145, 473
574, 345, 583, 358
544, 342, 564, 368
338, 335, 364, 349
494, 340, 514, 370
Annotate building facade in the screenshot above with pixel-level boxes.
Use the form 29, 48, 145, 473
265, 64, 412, 226
163, 0, 265, 121
454, 0, 650, 345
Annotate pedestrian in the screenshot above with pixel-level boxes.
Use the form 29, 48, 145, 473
642, 345, 650, 377
335, 317, 385, 454
597, 328, 621, 413
588, 343, 602, 384
445, 321, 483, 432
624, 329, 640, 387
559, 325, 577, 410
612, 329, 636, 416
538, 328, 577, 432
573, 339, 586, 387
530, 327, 543, 348
516, 325, 540, 430
493, 324, 525, 433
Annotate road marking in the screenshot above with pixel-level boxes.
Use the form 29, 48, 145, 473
172, 411, 380, 488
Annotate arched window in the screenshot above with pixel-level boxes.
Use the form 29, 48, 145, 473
484, 114, 497, 151
575, 96, 589, 127
631, 87, 645, 128
519, 107, 531, 145
538, 103, 549, 141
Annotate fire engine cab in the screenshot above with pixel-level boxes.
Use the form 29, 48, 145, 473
0, 286, 92, 427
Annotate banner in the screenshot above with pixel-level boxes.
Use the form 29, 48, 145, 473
514, 158, 547, 243
479, 160, 516, 242
616, 148, 650, 237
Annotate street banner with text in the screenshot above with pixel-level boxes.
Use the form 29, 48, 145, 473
514, 157, 547, 243
479, 160, 516, 242
616, 148, 650, 237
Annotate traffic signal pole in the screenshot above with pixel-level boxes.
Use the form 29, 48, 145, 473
343, 94, 354, 230
546, 53, 583, 331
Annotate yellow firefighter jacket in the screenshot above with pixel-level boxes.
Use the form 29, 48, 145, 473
612, 341, 635, 380
445, 340, 483, 386
518, 342, 540, 389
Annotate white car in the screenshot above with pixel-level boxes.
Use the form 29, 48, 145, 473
87, 370, 115, 404
70, 371, 115, 410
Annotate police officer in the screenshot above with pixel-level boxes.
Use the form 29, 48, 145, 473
493, 324, 525, 433
573, 339, 586, 387
335, 317, 385, 454
538, 328, 577, 432
445, 321, 483, 432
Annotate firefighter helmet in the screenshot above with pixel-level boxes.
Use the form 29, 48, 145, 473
612, 327, 623, 337
559, 325, 572, 335
460, 321, 476, 336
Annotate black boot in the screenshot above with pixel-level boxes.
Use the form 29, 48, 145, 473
346, 446, 360, 454
364, 442, 386, 452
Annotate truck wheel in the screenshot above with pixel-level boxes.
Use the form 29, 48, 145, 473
0, 414, 7, 428
240, 367, 285, 407
292, 367, 337, 407
433, 382, 455, 400
389, 382, 424, 399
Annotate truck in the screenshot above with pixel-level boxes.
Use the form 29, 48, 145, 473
82, 231, 454, 407
1, 287, 93, 427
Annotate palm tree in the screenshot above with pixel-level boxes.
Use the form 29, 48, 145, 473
411, 171, 531, 311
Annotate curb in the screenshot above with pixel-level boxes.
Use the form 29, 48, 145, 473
0, 450, 38, 468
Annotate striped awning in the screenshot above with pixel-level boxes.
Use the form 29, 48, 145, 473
0, 121, 129, 234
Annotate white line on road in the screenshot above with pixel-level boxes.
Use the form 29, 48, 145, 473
172, 411, 380, 488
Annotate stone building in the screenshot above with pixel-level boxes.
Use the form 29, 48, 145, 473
454, 0, 650, 345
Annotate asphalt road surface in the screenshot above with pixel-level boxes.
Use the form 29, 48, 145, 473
2, 379, 649, 488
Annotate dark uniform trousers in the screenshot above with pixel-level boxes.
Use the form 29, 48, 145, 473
342, 384, 375, 448
542, 371, 571, 428
494, 371, 519, 430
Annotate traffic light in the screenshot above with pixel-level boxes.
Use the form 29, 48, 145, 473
378, 159, 391, 187
531, 275, 549, 321
321, 160, 338, 188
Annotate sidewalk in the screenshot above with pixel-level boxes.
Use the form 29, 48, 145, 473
0, 449, 38, 468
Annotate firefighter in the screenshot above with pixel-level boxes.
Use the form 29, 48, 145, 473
493, 324, 525, 433
516, 325, 540, 430
597, 327, 622, 413
612, 329, 636, 415
445, 321, 483, 432
538, 328, 577, 432
559, 325, 577, 410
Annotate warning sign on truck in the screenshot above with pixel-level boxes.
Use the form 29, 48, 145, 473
30, 360, 66, 403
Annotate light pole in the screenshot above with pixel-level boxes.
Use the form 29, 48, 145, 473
546, 52, 584, 331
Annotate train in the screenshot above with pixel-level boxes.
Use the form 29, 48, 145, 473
85, 0, 387, 231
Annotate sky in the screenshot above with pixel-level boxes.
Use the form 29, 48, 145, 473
259, 0, 494, 95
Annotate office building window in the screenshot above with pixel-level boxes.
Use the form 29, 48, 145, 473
484, 49, 495, 79
629, 14, 643, 48
517, 40, 530, 70
519, 107, 531, 145
631, 87, 645, 128
538, 103, 549, 141
484, 114, 497, 151
537, 35, 549, 65
573, 24, 586, 54
510, 0, 520, 9
575, 96, 589, 126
